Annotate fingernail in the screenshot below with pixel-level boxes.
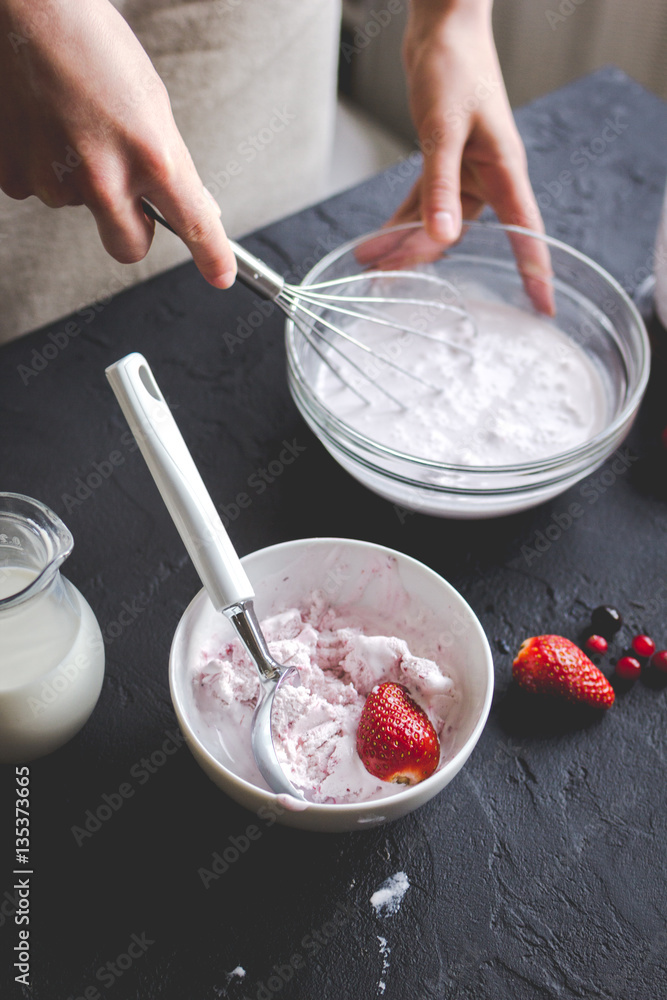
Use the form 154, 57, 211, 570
433, 210, 458, 242
213, 269, 236, 289
520, 260, 553, 280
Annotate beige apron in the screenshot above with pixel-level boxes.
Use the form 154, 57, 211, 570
0, 0, 341, 343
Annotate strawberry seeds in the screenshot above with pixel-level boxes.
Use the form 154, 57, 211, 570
356, 682, 440, 786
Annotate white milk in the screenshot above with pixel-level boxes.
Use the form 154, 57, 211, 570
0, 566, 105, 762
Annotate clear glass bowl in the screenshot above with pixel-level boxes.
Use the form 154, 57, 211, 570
285, 222, 650, 518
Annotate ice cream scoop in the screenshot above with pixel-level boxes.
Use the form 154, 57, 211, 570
105, 353, 304, 800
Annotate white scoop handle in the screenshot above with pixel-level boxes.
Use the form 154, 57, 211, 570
105, 353, 253, 611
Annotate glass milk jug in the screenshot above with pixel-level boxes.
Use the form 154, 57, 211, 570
0, 493, 105, 763
654, 184, 667, 328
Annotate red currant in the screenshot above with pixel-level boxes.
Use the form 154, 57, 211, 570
616, 656, 641, 679
631, 634, 655, 658
585, 634, 608, 654
650, 650, 667, 673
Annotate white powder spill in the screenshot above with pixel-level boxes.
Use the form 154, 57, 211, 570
226, 966, 246, 980
377, 936, 390, 994
370, 871, 410, 917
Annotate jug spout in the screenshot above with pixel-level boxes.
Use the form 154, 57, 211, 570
0, 493, 74, 608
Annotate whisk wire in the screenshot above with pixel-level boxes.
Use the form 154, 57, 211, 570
283, 296, 443, 393
293, 294, 474, 356
289, 269, 476, 356
141, 202, 477, 408
290, 313, 406, 408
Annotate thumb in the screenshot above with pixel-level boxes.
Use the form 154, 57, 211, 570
419, 122, 466, 244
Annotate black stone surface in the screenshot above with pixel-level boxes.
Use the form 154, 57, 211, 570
1, 69, 667, 999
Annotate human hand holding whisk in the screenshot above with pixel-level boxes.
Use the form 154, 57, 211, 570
0, 0, 553, 318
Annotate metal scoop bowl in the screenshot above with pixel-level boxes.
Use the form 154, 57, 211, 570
106, 352, 305, 801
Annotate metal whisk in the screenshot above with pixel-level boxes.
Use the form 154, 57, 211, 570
143, 201, 474, 408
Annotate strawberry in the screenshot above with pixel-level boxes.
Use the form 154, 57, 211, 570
356, 681, 440, 784
513, 635, 615, 709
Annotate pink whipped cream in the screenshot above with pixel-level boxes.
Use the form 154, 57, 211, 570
192, 599, 459, 804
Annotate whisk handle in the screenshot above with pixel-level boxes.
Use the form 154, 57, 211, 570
231, 242, 285, 300
141, 200, 285, 301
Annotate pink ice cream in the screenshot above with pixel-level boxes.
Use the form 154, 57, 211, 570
192, 599, 459, 804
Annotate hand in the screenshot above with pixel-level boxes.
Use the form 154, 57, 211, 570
389, 0, 553, 314
0, 0, 236, 288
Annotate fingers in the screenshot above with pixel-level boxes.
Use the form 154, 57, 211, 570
146, 156, 236, 289
0, 0, 236, 286
356, 190, 421, 266
385, 182, 421, 230
84, 143, 237, 287
356, 181, 444, 271
88, 192, 156, 264
418, 118, 466, 244
486, 158, 555, 316
354, 227, 414, 268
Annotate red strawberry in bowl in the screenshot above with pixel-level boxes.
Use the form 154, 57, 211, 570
356, 681, 441, 784
513, 635, 615, 709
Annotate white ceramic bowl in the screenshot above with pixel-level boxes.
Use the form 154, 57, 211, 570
169, 537, 493, 833
285, 222, 650, 518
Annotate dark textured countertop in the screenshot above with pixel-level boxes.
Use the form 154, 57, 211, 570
1, 68, 667, 999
